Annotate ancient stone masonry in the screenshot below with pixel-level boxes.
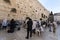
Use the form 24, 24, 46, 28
0, 0, 49, 20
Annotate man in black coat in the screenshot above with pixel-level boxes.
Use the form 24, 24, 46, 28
25, 17, 33, 39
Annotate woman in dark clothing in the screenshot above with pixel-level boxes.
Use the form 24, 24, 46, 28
8, 19, 16, 33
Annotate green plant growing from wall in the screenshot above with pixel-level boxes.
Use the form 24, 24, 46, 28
10, 8, 17, 13
4, 0, 11, 4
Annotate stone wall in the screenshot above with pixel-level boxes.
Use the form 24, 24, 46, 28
0, 0, 49, 20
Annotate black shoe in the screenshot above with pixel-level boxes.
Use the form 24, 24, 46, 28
25, 37, 29, 39
30, 36, 32, 38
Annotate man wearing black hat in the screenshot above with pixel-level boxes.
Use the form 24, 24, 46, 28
25, 17, 33, 39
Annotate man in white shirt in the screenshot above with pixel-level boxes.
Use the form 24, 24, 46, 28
2, 18, 8, 29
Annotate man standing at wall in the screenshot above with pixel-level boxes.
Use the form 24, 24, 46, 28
25, 17, 33, 39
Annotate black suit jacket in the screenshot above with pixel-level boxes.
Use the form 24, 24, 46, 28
27, 20, 33, 31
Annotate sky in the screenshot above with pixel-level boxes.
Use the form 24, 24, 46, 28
38, 0, 60, 13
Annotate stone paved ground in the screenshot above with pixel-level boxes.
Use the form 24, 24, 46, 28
0, 26, 58, 40
57, 25, 60, 40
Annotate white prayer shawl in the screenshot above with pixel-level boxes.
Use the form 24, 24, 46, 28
53, 22, 57, 28
39, 20, 41, 26
2, 19, 7, 26
32, 21, 37, 30
40, 26, 44, 32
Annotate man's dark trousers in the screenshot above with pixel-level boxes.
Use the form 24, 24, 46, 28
27, 29, 32, 38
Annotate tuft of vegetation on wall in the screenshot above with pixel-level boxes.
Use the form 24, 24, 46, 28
4, 0, 11, 4
10, 8, 17, 13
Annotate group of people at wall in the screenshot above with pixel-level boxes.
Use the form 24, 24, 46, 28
24, 17, 57, 39
0, 18, 18, 33
0, 17, 57, 39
